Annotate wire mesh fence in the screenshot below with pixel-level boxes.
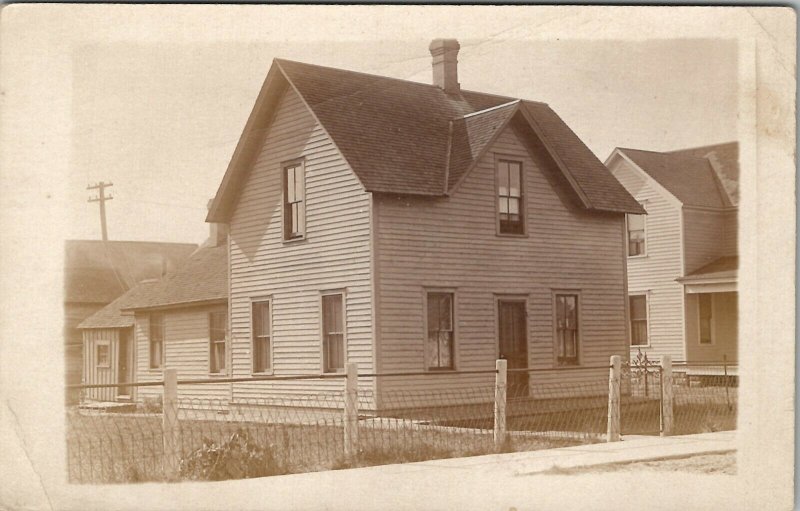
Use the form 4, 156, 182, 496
671, 369, 737, 435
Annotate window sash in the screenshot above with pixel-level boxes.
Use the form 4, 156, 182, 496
555, 295, 579, 365
209, 311, 227, 373
322, 294, 344, 372
284, 163, 306, 239
252, 301, 271, 372
627, 214, 645, 256
149, 313, 164, 369
426, 293, 454, 370
497, 160, 524, 234
629, 295, 648, 346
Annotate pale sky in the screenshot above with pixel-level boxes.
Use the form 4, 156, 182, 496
69, 36, 737, 245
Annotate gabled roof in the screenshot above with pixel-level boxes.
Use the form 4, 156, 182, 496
78, 245, 228, 329
614, 143, 739, 209
64, 240, 197, 304
208, 58, 644, 221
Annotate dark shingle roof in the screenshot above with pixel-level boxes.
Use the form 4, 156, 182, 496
208, 58, 643, 220
78, 245, 228, 329
64, 240, 197, 303
678, 256, 738, 283
618, 143, 739, 209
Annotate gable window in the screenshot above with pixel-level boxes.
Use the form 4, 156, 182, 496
426, 292, 454, 370
555, 294, 579, 366
149, 313, 165, 369
96, 343, 110, 368
252, 301, 271, 373
699, 293, 713, 344
209, 311, 227, 374
322, 293, 345, 372
283, 161, 306, 240
497, 160, 524, 235
626, 213, 646, 256
629, 295, 648, 347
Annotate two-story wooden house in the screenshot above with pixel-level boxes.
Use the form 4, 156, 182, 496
191, 39, 643, 410
605, 143, 738, 369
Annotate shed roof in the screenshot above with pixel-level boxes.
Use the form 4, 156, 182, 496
679, 256, 738, 283
78, 245, 228, 329
617, 143, 739, 209
208, 58, 644, 221
64, 240, 197, 304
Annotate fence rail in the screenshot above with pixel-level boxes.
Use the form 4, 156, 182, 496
67, 357, 737, 484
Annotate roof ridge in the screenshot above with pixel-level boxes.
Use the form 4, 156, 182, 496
665, 141, 739, 154
456, 100, 520, 120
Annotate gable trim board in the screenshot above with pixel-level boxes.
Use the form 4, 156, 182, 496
208, 59, 643, 224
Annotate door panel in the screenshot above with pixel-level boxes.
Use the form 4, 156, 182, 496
498, 300, 529, 396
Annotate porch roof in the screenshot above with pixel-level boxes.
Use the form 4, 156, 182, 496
677, 256, 738, 293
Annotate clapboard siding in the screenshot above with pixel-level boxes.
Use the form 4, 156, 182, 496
684, 292, 738, 363
683, 209, 728, 274
83, 328, 120, 401
608, 157, 685, 361
228, 87, 373, 402
375, 126, 628, 395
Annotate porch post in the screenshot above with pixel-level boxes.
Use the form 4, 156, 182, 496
660, 355, 674, 436
607, 355, 621, 442
494, 359, 507, 449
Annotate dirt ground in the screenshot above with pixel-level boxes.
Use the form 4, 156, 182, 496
544, 451, 736, 475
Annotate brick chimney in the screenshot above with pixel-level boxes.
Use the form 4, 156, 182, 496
429, 39, 460, 94
207, 199, 229, 247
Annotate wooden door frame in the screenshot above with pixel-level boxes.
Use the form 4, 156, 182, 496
493, 294, 530, 365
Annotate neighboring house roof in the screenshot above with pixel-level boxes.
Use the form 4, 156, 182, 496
615, 143, 739, 209
208, 59, 644, 221
64, 240, 197, 304
78, 245, 228, 329
677, 256, 738, 284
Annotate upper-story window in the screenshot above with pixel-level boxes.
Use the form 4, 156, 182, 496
497, 160, 524, 235
626, 212, 646, 256
283, 161, 306, 240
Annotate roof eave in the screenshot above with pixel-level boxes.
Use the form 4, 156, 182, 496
122, 297, 228, 313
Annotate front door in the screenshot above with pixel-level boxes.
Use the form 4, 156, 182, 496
498, 300, 529, 396
118, 330, 131, 399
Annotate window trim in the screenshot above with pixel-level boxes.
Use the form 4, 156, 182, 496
626, 203, 647, 258
494, 154, 527, 237
697, 293, 715, 345
628, 293, 651, 348
423, 288, 458, 372
319, 289, 347, 374
250, 297, 273, 375
96, 340, 111, 369
552, 290, 582, 368
208, 309, 228, 376
282, 158, 307, 242
148, 312, 165, 370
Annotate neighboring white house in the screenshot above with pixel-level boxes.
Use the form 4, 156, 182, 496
605, 143, 738, 368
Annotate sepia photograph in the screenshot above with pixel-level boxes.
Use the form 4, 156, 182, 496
0, 5, 795, 510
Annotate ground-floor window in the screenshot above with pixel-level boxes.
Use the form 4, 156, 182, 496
629, 294, 648, 346
252, 300, 271, 373
149, 313, 164, 369
555, 294, 579, 366
426, 292, 454, 370
209, 311, 227, 374
322, 293, 345, 372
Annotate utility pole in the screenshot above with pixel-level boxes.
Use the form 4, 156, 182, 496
87, 181, 113, 241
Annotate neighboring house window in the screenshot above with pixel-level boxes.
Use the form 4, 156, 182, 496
252, 301, 271, 373
96, 343, 110, 368
322, 293, 345, 372
626, 213, 646, 256
497, 160, 524, 234
555, 294, 579, 366
149, 313, 165, 369
209, 311, 227, 374
699, 294, 713, 344
629, 295, 648, 346
426, 292, 454, 370
284, 161, 306, 240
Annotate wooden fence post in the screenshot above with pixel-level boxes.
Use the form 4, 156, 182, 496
660, 355, 673, 436
494, 359, 507, 449
343, 362, 359, 458
607, 355, 621, 442
162, 368, 180, 480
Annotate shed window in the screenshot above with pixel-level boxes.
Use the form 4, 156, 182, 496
209, 311, 227, 374
149, 313, 164, 369
322, 294, 345, 372
426, 292, 454, 370
96, 344, 110, 368
555, 294, 579, 366
497, 160, 524, 234
252, 301, 271, 373
629, 295, 648, 346
699, 294, 713, 344
627, 213, 646, 256
284, 162, 306, 240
